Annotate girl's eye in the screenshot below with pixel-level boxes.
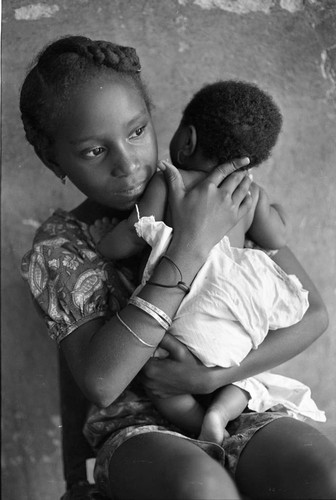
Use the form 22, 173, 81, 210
130, 125, 146, 139
83, 147, 106, 158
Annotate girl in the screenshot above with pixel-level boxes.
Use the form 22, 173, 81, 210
20, 35, 336, 499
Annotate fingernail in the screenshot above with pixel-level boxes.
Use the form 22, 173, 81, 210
232, 157, 250, 170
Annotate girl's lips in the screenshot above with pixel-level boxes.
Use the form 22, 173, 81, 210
116, 181, 146, 198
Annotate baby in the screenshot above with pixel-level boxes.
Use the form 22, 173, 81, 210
91, 81, 323, 444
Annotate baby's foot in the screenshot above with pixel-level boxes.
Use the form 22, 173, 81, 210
198, 407, 230, 445
89, 217, 118, 244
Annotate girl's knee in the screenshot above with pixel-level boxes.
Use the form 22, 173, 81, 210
308, 451, 336, 499
172, 456, 240, 500
237, 418, 336, 499
109, 433, 241, 500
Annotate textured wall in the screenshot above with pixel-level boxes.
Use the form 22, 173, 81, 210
2, 1, 336, 499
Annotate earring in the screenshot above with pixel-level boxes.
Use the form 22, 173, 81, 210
177, 150, 185, 165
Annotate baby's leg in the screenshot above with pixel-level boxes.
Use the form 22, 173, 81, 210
199, 385, 249, 445
153, 394, 205, 436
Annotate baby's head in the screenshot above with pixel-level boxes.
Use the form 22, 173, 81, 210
169, 80, 282, 171
20, 35, 151, 169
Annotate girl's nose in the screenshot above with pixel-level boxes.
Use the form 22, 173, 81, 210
111, 149, 138, 177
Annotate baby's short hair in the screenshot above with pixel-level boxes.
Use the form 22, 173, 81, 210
182, 80, 282, 168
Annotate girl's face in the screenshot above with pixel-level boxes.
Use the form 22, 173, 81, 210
50, 77, 158, 210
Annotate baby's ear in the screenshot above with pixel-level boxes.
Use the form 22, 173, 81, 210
182, 125, 197, 158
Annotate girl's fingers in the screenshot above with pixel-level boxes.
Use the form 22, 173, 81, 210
237, 191, 253, 217
207, 157, 250, 187
231, 174, 252, 206
158, 332, 189, 361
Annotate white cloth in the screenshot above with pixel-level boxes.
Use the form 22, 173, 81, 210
234, 372, 325, 421
134, 216, 325, 423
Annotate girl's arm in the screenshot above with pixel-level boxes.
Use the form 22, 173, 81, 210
97, 171, 168, 259
141, 246, 328, 397
246, 182, 289, 249
60, 160, 252, 408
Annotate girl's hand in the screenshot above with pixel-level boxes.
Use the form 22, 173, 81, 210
159, 158, 252, 258
141, 333, 222, 398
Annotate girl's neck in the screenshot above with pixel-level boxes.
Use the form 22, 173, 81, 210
71, 199, 130, 225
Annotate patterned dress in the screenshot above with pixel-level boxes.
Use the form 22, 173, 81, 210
21, 208, 288, 498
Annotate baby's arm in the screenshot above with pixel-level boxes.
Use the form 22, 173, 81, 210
97, 172, 168, 259
246, 182, 289, 250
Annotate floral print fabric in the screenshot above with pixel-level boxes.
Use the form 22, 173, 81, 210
21, 209, 133, 343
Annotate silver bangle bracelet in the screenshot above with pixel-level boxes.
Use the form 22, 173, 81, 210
129, 296, 172, 330
115, 312, 157, 349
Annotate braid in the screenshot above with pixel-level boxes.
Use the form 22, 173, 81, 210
20, 35, 149, 161
86, 42, 141, 72
37, 36, 141, 75
20, 65, 54, 156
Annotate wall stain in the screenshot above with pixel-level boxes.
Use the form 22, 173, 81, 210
14, 3, 59, 20
178, 0, 303, 14
22, 218, 41, 229
280, 0, 303, 13
303, 1, 336, 104
320, 49, 336, 99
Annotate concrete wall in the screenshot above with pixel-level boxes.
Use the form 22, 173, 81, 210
2, 1, 336, 499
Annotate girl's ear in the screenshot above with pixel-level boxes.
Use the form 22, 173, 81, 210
182, 125, 197, 158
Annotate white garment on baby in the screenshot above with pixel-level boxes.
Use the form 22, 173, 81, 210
234, 373, 326, 422
135, 216, 309, 368
134, 216, 325, 423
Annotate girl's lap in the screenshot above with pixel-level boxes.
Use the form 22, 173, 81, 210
94, 411, 285, 499
95, 413, 336, 499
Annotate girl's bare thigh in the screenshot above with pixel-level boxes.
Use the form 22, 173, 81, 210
235, 417, 336, 499
108, 432, 241, 500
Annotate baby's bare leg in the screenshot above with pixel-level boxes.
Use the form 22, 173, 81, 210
199, 385, 249, 445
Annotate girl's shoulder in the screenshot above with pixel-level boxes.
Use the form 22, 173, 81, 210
33, 208, 93, 247
21, 209, 135, 343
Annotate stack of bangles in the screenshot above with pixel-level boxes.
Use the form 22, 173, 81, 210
115, 255, 191, 349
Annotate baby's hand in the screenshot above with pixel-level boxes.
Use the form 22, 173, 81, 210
89, 217, 119, 244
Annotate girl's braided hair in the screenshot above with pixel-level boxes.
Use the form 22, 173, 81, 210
182, 80, 283, 169
20, 35, 150, 158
